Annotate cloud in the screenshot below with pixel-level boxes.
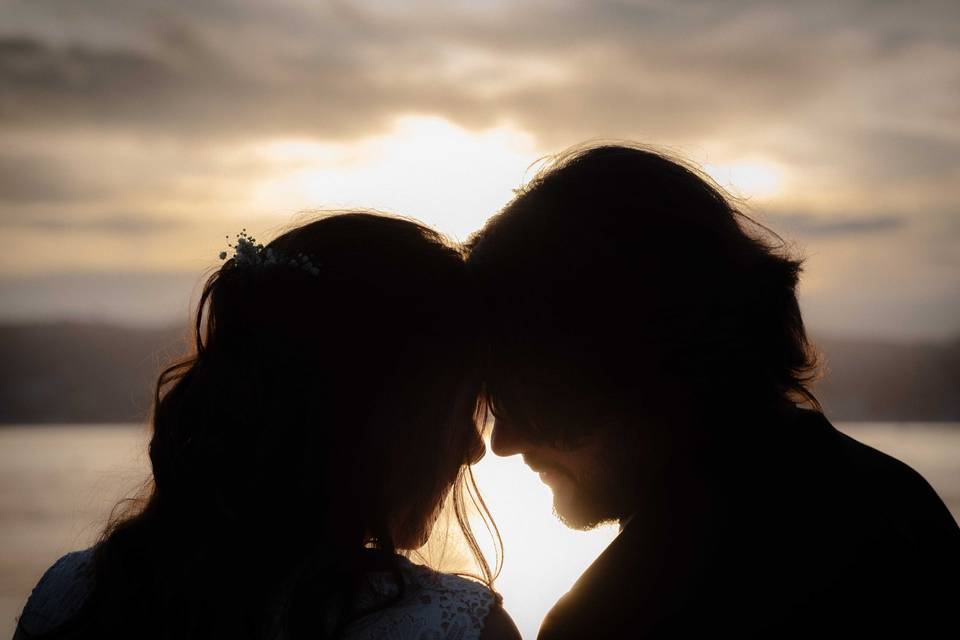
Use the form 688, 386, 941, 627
2, 212, 184, 234
3, 1, 958, 206
768, 212, 906, 237
840, 128, 960, 181
1, 0, 955, 150
0, 143, 121, 205
0, 34, 252, 137
0, 269, 202, 326
0, 0, 956, 338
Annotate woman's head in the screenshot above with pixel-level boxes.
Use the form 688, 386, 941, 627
70, 212, 499, 640
84, 213, 495, 640
150, 213, 487, 559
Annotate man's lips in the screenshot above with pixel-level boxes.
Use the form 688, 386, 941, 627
524, 457, 572, 482
522, 456, 549, 474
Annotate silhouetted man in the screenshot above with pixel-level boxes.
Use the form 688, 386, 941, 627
467, 144, 960, 638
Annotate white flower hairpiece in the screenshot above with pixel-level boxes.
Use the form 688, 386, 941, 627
219, 229, 320, 276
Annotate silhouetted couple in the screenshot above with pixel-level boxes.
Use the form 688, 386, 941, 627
16, 144, 960, 640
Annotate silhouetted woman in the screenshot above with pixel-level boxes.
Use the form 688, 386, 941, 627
15, 213, 520, 640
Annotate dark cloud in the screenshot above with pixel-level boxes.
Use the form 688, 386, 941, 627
0, 148, 106, 204
0, 34, 254, 136
1, 0, 956, 150
769, 212, 906, 237
1, 212, 183, 234
0, 269, 201, 326
2, 1, 957, 207
836, 128, 960, 180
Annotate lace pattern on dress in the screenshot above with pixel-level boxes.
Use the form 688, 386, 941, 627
341, 555, 499, 640
15, 549, 94, 638
21, 549, 498, 640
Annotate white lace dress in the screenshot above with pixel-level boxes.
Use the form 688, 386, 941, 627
16, 549, 499, 640
336, 555, 499, 640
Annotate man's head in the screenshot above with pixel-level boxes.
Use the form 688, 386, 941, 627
467, 143, 819, 528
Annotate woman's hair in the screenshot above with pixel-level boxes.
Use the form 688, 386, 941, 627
66, 212, 497, 639
467, 143, 820, 445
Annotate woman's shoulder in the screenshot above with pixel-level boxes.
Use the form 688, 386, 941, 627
399, 555, 498, 602
15, 548, 95, 638
343, 556, 514, 640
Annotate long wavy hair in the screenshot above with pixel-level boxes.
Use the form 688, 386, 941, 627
54, 213, 499, 639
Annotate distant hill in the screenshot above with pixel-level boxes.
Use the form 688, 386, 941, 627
0, 322, 957, 424
0, 323, 188, 423
813, 336, 960, 422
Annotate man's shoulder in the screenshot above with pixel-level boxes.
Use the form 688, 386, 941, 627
830, 424, 957, 538
798, 411, 953, 516
536, 522, 674, 639
538, 411, 960, 639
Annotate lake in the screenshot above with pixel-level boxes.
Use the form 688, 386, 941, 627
1, 423, 958, 638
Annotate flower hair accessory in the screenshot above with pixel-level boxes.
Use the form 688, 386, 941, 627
219, 229, 321, 276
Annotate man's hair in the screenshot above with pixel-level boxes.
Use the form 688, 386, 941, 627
467, 143, 820, 445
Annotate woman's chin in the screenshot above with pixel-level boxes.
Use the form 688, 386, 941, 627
393, 513, 435, 550
395, 527, 431, 551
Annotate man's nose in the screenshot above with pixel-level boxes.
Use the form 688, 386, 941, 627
490, 417, 526, 457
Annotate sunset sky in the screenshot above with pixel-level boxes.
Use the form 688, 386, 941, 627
1, 0, 958, 339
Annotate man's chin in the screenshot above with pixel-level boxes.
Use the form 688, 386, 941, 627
551, 488, 618, 531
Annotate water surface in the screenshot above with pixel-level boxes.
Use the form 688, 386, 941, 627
2, 423, 957, 638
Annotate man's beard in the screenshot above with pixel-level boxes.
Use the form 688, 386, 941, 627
548, 462, 630, 531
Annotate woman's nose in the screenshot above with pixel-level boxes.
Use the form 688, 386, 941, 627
490, 417, 525, 457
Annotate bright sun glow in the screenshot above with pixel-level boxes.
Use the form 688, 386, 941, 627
469, 451, 619, 638
703, 160, 786, 200
251, 116, 541, 241
411, 443, 618, 639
